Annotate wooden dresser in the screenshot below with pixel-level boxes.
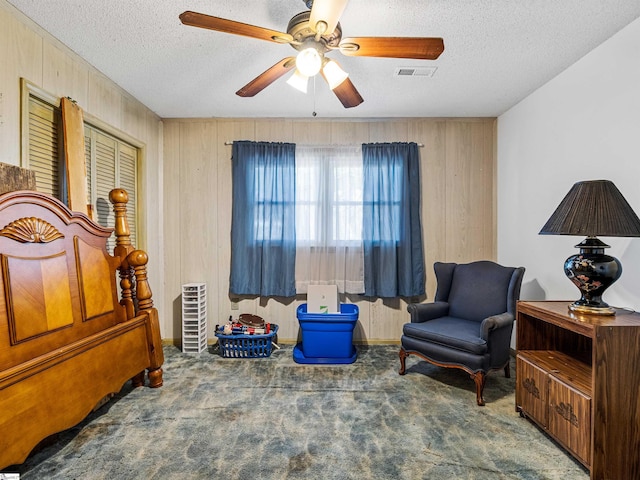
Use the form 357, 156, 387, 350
515, 300, 640, 479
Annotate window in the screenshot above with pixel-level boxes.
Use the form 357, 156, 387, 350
295, 145, 363, 245
294, 145, 364, 294
22, 80, 140, 249
230, 141, 425, 298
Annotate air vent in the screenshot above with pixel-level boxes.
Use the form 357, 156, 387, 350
394, 66, 438, 78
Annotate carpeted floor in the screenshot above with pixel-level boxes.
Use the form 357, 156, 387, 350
5, 344, 589, 479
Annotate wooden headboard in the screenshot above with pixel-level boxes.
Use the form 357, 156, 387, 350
0, 189, 163, 469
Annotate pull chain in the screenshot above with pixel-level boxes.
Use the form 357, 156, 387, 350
312, 75, 317, 117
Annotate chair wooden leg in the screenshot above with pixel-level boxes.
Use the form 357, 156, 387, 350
472, 371, 486, 406
398, 348, 408, 375
504, 363, 511, 378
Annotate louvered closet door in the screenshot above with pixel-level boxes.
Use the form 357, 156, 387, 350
118, 142, 137, 249
85, 127, 138, 251
26, 87, 139, 253
28, 96, 62, 197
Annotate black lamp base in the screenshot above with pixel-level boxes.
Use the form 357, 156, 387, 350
564, 237, 621, 316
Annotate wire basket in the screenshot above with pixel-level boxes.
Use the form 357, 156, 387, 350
215, 324, 278, 358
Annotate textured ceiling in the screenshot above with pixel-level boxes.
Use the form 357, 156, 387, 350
7, 0, 640, 119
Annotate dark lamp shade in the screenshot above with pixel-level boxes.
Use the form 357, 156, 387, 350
539, 180, 640, 237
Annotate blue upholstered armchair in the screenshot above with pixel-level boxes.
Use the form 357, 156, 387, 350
399, 261, 525, 406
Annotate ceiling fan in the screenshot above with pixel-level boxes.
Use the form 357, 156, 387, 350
179, 0, 444, 108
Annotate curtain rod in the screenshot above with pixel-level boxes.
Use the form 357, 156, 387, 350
224, 141, 424, 147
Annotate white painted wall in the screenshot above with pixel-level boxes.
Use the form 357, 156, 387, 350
498, 18, 640, 326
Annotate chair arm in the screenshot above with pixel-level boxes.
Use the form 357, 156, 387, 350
407, 302, 450, 323
480, 312, 514, 340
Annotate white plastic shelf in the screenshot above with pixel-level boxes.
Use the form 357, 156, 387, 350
182, 283, 207, 353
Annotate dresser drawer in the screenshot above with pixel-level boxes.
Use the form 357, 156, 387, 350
548, 375, 591, 466
517, 354, 548, 427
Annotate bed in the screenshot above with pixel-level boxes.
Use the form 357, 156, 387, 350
0, 188, 163, 469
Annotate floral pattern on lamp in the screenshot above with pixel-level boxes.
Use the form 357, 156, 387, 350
563, 244, 622, 314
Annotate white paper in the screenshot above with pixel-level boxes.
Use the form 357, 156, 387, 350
307, 285, 339, 314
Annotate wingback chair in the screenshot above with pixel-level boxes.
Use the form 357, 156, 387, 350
399, 261, 525, 406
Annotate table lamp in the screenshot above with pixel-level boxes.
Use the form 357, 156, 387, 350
539, 179, 640, 315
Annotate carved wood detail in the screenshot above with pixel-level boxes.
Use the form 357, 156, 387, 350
523, 378, 540, 399
0, 217, 64, 243
554, 402, 579, 427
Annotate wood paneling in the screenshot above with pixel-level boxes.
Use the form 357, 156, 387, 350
1, 3, 163, 338
0, 4, 42, 166
409, 120, 447, 299
163, 117, 496, 343
161, 121, 183, 340
445, 120, 496, 262
86, 73, 121, 128
178, 122, 217, 306
42, 42, 89, 107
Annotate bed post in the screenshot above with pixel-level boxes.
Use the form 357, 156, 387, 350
109, 188, 135, 319
110, 188, 164, 388
128, 250, 164, 387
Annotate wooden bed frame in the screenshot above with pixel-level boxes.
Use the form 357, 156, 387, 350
0, 188, 163, 469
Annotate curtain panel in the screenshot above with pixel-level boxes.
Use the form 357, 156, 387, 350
362, 142, 425, 297
295, 145, 365, 294
229, 141, 296, 297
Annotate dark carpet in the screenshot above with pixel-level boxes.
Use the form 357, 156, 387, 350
7, 345, 589, 479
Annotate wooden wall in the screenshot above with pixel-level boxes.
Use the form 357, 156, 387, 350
0, 2, 164, 323
163, 118, 496, 344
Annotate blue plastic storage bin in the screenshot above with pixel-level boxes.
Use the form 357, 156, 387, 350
294, 303, 359, 364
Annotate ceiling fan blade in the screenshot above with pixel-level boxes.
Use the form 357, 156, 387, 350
179, 11, 293, 44
327, 77, 364, 108
340, 37, 444, 60
236, 57, 296, 97
309, 0, 349, 35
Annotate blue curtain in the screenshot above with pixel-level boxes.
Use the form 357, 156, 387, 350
229, 141, 296, 297
362, 142, 425, 297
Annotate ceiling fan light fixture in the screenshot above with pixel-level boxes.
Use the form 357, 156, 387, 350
286, 69, 309, 93
296, 47, 323, 77
323, 59, 349, 90
179, 5, 446, 110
